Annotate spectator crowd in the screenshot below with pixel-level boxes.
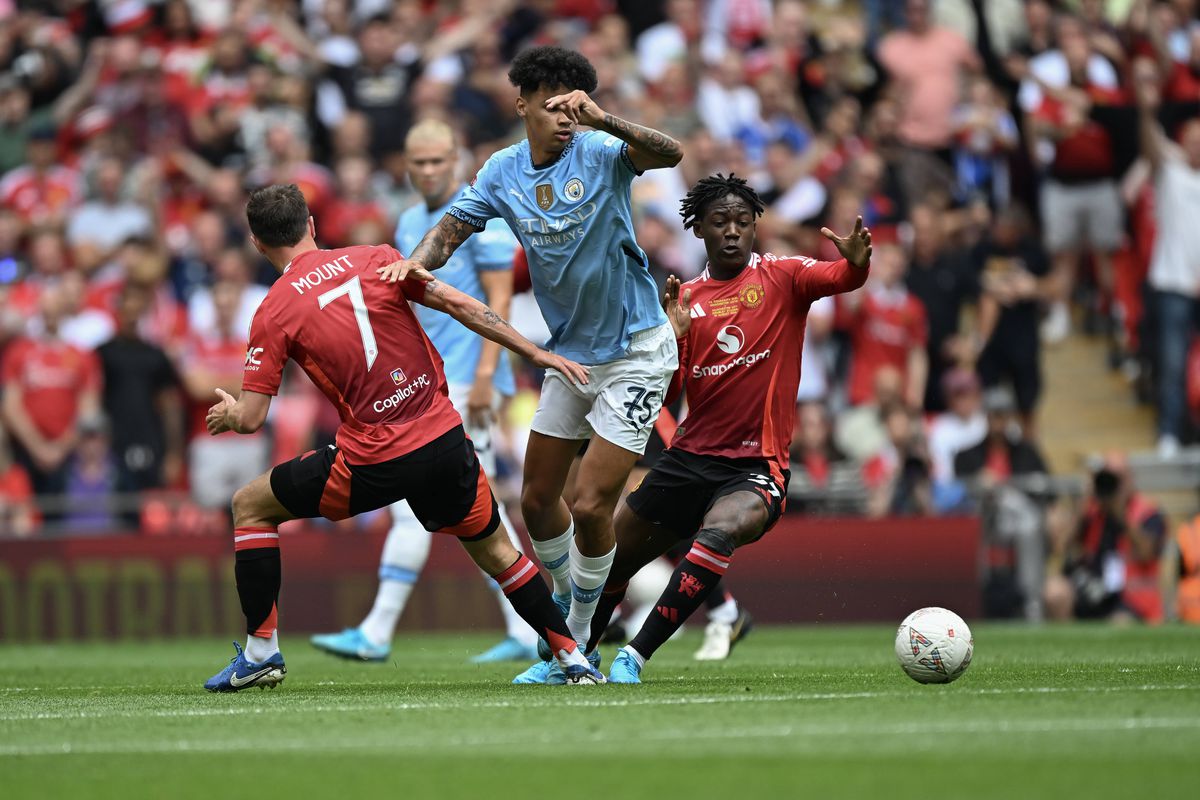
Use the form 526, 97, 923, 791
2, 1, 1200, 623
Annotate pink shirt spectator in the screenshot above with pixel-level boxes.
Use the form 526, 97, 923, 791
877, 26, 978, 149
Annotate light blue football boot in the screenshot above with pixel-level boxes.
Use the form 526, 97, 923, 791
309, 628, 390, 662
471, 636, 540, 663
607, 648, 642, 684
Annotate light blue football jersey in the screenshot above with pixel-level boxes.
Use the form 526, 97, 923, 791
396, 190, 517, 396
449, 130, 667, 364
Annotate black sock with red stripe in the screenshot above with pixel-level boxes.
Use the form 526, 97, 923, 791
495, 554, 576, 657
234, 526, 281, 638
586, 582, 629, 653
629, 529, 734, 662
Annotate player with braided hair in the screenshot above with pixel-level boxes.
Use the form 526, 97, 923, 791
587, 173, 873, 682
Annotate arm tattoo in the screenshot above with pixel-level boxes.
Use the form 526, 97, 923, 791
483, 309, 505, 327
600, 113, 682, 164
409, 214, 478, 270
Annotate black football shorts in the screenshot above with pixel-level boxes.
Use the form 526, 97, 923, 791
625, 447, 789, 540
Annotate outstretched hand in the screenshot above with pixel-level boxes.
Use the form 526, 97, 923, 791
820, 216, 872, 269
661, 275, 692, 339
377, 260, 436, 284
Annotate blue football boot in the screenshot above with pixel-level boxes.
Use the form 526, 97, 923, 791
512, 659, 555, 684
607, 648, 642, 684
204, 642, 286, 692
546, 649, 603, 685
310, 628, 390, 662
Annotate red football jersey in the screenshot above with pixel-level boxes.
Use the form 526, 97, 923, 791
845, 286, 927, 406
241, 245, 461, 464
0, 336, 101, 440
669, 253, 868, 479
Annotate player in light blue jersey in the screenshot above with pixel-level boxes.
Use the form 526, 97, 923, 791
378, 46, 683, 683
310, 121, 540, 664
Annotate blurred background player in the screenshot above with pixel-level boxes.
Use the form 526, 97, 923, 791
377, 46, 684, 684
202, 185, 601, 691
588, 174, 871, 683
310, 120, 538, 664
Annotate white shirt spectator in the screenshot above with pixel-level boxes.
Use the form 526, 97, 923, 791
927, 411, 987, 483
637, 21, 688, 83
1017, 51, 1119, 113
796, 295, 833, 402
66, 201, 152, 253
187, 284, 268, 341
1149, 155, 1200, 297
697, 75, 761, 142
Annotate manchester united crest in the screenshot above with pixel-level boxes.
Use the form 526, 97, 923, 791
739, 283, 764, 309
535, 183, 554, 210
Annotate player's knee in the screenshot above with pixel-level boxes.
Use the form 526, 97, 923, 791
703, 507, 767, 548
570, 491, 616, 534
230, 484, 256, 527
520, 481, 555, 523
695, 527, 738, 557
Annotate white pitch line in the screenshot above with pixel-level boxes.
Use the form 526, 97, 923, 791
0, 683, 1196, 723
1, 717, 1199, 758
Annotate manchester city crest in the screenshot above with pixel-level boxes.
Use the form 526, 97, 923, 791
564, 178, 585, 202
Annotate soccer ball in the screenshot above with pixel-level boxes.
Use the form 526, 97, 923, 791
894, 607, 973, 684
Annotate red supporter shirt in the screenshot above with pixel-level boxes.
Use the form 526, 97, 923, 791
241, 245, 461, 464
0, 336, 101, 439
182, 331, 253, 439
668, 253, 868, 480
0, 165, 82, 223
846, 287, 928, 406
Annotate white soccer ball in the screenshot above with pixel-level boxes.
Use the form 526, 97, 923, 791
894, 607, 974, 684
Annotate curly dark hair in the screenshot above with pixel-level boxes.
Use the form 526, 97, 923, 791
246, 184, 310, 247
508, 46, 598, 97
679, 173, 765, 230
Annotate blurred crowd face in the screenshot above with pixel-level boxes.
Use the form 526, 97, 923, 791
115, 283, 152, 335
95, 159, 124, 204
694, 192, 757, 273
796, 402, 831, 454
28, 230, 66, 278
211, 280, 240, 333
517, 84, 576, 158
335, 156, 373, 201
38, 281, 68, 333
870, 243, 906, 289
359, 20, 397, 69
905, 0, 931, 34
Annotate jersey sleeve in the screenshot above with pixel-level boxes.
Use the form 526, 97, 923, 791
241, 304, 289, 396
448, 155, 502, 229
785, 255, 870, 304
580, 130, 641, 181
472, 218, 518, 272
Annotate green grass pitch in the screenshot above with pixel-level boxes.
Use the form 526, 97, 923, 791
1, 625, 1198, 799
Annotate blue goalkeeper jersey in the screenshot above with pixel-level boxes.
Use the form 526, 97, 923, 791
448, 130, 667, 364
